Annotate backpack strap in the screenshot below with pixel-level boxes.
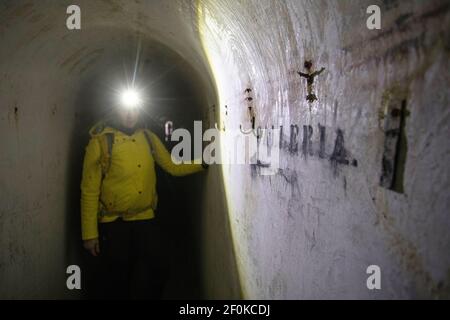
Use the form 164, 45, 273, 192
98, 133, 114, 177
143, 130, 155, 156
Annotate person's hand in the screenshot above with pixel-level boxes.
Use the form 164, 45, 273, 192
83, 238, 100, 257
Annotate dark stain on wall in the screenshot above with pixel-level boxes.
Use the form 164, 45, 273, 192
13, 105, 18, 122
380, 99, 409, 193
289, 125, 299, 154
302, 125, 313, 157
395, 13, 413, 30
278, 167, 301, 219
382, 0, 399, 11
329, 129, 357, 176
318, 123, 326, 159
342, 2, 449, 68
277, 122, 357, 178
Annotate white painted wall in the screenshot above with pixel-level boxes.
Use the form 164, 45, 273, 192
199, 0, 450, 299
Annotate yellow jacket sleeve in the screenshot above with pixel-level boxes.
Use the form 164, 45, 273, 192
149, 131, 204, 176
80, 137, 102, 240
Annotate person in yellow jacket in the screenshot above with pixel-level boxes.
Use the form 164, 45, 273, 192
81, 104, 204, 299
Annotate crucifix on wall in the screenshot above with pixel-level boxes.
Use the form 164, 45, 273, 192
297, 60, 325, 103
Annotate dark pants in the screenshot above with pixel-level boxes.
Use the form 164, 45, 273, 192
98, 218, 169, 299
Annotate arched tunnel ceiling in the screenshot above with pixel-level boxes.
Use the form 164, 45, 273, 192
0, 0, 217, 107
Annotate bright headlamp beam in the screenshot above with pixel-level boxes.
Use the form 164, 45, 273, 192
120, 89, 142, 109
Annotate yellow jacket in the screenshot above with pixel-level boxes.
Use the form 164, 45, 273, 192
81, 125, 203, 240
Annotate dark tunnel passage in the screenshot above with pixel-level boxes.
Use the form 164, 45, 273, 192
1, 0, 449, 300
0, 2, 241, 299
65, 36, 210, 299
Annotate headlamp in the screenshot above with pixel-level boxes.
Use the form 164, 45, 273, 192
120, 88, 142, 109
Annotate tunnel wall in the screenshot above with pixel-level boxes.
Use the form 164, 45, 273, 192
198, 0, 450, 299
